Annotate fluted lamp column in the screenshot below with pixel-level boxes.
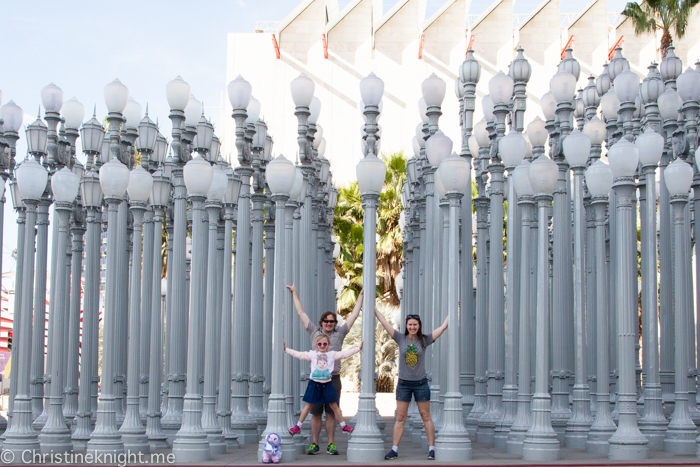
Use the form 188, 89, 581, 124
87, 157, 131, 457
347, 73, 386, 463
257, 155, 298, 461
119, 166, 154, 454
172, 156, 214, 463
606, 139, 649, 460
663, 158, 698, 453
522, 155, 560, 462
435, 153, 472, 461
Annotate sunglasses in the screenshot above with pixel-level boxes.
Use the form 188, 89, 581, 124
323, 320, 337, 324
317, 342, 328, 347
406, 314, 420, 320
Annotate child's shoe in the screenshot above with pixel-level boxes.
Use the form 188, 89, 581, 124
342, 425, 354, 434
289, 425, 301, 436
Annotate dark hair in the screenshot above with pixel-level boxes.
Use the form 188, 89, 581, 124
319, 311, 337, 327
405, 315, 428, 349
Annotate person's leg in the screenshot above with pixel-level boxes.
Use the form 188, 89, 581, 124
326, 375, 341, 444
328, 402, 345, 424
393, 401, 410, 447
417, 401, 435, 445
298, 403, 312, 424
310, 413, 322, 445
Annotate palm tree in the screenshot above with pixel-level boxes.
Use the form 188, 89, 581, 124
622, 0, 699, 58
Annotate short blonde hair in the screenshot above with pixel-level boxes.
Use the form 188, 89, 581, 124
314, 334, 330, 347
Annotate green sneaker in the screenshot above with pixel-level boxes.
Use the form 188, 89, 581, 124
307, 443, 320, 455
327, 443, 339, 455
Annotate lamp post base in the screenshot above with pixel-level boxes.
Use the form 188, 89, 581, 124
505, 429, 526, 455
346, 394, 385, 463
522, 432, 560, 461
586, 426, 616, 453
664, 428, 698, 454
39, 429, 73, 455
435, 393, 472, 461
257, 396, 297, 462
230, 417, 259, 445
608, 442, 650, 460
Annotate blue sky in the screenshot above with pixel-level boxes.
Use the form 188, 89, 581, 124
0, 0, 630, 274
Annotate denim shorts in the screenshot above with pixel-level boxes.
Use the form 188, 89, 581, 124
396, 378, 430, 403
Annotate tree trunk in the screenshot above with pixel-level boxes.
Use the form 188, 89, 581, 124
660, 29, 672, 59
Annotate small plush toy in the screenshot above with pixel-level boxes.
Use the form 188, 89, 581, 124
262, 432, 282, 464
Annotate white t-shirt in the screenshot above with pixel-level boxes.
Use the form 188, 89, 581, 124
285, 347, 361, 383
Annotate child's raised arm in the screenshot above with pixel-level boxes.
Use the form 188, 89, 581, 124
284, 342, 312, 361
334, 341, 363, 359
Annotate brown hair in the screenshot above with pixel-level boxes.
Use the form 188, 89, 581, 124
319, 311, 338, 327
405, 315, 428, 349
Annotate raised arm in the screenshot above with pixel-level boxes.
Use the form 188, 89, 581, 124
335, 341, 363, 360
283, 342, 312, 361
344, 289, 364, 329
374, 306, 394, 338
432, 315, 449, 341
286, 282, 311, 329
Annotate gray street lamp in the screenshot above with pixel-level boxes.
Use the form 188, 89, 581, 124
434, 153, 472, 461
522, 154, 560, 462
172, 155, 213, 462
257, 155, 297, 462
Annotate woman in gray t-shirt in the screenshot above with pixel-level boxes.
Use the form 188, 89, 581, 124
374, 307, 448, 461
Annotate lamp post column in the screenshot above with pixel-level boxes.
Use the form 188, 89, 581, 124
119, 200, 150, 453
522, 192, 560, 461
139, 207, 155, 422
249, 177, 267, 427
257, 188, 297, 462
172, 188, 211, 462
607, 174, 649, 460
263, 202, 275, 412
284, 200, 297, 431
435, 186, 472, 461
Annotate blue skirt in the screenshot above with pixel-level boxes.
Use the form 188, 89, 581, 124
303, 380, 339, 405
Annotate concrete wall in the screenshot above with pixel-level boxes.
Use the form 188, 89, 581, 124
471, 0, 513, 76
673, 5, 700, 69
568, 0, 608, 79
615, 17, 656, 75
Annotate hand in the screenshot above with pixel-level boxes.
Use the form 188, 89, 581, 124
359, 341, 364, 350
283, 342, 287, 352
444, 316, 450, 328
286, 282, 297, 294
357, 289, 364, 302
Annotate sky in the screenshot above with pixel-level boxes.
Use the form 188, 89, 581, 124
0, 0, 630, 278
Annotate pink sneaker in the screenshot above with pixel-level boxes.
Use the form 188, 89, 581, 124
342, 425, 354, 434
289, 425, 301, 436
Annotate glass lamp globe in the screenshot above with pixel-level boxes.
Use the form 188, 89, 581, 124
137, 113, 158, 154
415, 123, 426, 148
523, 134, 533, 159
150, 169, 171, 207
72, 160, 85, 179
51, 167, 80, 203
583, 116, 607, 145
635, 127, 664, 166
317, 138, 327, 158
608, 47, 630, 80
455, 79, 465, 99
434, 169, 446, 199
574, 94, 585, 119
289, 167, 304, 201
407, 157, 418, 186
10, 180, 25, 210
489, 71, 514, 104
16, 157, 49, 201
474, 119, 490, 148
26, 116, 48, 156
265, 155, 296, 195
360, 72, 384, 106
641, 67, 664, 104
309, 97, 321, 124
80, 113, 106, 154
104, 78, 129, 113
246, 97, 261, 125
527, 117, 548, 146
658, 88, 682, 120
99, 158, 131, 198
291, 73, 315, 107
482, 94, 494, 121
613, 69, 641, 103
167, 76, 192, 111
425, 131, 453, 167
438, 153, 469, 193
510, 47, 532, 82
562, 129, 591, 168
183, 156, 214, 196
550, 71, 577, 104
512, 160, 534, 197
468, 135, 480, 158
206, 166, 228, 201
528, 155, 558, 194
664, 158, 693, 196
100, 135, 112, 164
558, 48, 581, 80
0, 101, 24, 132
184, 96, 203, 127
123, 97, 142, 129
596, 64, 612, 97
584, 160, 613, 197
411, 136, 421, 158
634, 94, 644, 118
62, 97, 85, 130
127, 166, 154, 203
41, 83, 64, 112
499, 131, 527, 168
676, 67, 700, 102
210, 135, 221, 162
607, 139, 639, 178
460, 49, 481, 84
195, 115, 215, 153
541, 91, 557, 120
224, 170, 243, 206
600, 89, 620, 120
313, 124, 324, 148
227, 75, 252, 110
582, 76, 600, 108
418, 98, 429, 123
660, 46, 683, 83
421, 73, 446, 107
356, 154, 386, 194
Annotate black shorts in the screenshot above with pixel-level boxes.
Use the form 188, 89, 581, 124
310, 374, 342, 416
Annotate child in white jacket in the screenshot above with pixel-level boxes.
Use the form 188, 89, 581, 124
285, 335, 362, 436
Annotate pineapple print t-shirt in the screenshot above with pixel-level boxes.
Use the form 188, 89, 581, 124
393, 332, 434, 381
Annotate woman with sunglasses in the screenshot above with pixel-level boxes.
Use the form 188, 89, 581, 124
287, 283, 364, 455
374, 309, 449, 460
284, 336, 363, 436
